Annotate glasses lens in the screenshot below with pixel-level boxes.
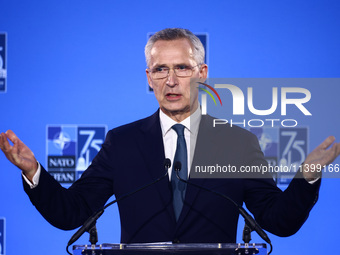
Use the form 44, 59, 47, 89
175, 68, 193, 77
151, 68, 168, 79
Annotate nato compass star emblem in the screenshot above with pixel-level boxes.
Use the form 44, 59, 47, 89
258, 133, 273, 152
53, 132, 71, 150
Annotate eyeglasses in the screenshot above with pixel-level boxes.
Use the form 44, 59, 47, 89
148, 64, 200, 79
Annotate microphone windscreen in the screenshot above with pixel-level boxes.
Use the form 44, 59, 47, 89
174, 161, 182, 171
164, 158, 171, 169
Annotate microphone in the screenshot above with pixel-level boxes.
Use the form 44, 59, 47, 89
89, 224, 98, 248
242, 224, 252, 244
174, 161, 272, 245
66, 158, 172, 254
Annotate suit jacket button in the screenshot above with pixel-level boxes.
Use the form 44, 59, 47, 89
173, 238, 180, 243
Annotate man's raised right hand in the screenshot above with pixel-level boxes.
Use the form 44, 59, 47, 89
0, 130, 38, 182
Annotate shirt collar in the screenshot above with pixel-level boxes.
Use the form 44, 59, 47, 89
159, 106, 201, 137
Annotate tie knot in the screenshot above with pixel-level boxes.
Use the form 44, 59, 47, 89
172, 124, 185, 137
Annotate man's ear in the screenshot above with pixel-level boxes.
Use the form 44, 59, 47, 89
146, 69, 153, 89
199, 64, 208, 82
199, 64, 208, 80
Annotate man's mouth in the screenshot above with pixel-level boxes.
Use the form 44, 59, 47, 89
166, 93, 182, 99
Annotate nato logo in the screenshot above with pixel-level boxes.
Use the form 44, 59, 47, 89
250, 127, 279, 167
250, 127, 308, 186
0, 218, 5, 255
47, 125, 107, 183
0, 33, 7, 93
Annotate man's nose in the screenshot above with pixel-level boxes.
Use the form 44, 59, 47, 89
166, 69, 179, 86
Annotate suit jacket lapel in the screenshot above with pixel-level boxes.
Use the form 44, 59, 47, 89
138, 110, 177, 223
137, 112, 218, 228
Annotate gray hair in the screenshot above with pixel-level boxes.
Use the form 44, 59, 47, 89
145, 28, 205, 67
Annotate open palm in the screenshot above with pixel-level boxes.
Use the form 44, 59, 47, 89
0, 130, 38, 179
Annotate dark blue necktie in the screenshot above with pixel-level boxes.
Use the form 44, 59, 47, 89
171, 124, 188, 221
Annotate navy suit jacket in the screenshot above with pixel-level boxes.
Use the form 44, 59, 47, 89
24, 110, 320, 243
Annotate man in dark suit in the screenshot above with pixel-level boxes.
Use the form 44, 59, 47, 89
0, 28, 339, 244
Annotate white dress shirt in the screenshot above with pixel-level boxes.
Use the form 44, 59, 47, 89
159, 107, 201, 179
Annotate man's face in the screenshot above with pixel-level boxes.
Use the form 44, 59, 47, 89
146, 39, 208, 122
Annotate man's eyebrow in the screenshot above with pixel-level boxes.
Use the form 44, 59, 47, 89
152, 64, 168, 69
174, 63, 190, 67
153, 63, 190, 68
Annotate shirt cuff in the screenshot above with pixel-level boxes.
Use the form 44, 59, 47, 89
22, 163, 41, 189
307, 177, 320, 185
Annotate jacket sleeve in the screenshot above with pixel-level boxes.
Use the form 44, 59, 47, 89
23, 131, 116, 230
243, 133, 320, 237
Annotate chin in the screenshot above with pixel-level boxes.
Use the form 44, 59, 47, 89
163, 105, 190, 114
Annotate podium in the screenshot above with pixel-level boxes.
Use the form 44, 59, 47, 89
73, 243, 267, 255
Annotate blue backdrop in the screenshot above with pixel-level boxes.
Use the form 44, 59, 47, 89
0, 1, 339, 254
